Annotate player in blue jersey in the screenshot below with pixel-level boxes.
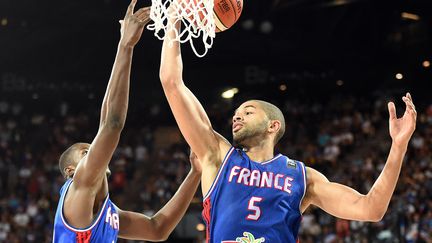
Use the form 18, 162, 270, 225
53, 1, 202, 242
158, 15, 417, 242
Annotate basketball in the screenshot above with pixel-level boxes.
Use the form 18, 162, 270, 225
181, 0, 243, 33
213, 0, 243, 32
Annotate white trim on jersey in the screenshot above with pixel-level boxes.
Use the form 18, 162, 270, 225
203, 147, 235, 200
59, 180, 110, 232
298, 161, 307, 215
260, 154, 283, 165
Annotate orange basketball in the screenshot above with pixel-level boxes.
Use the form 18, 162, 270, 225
213, 0, 243, 32
180, 0, 243, 32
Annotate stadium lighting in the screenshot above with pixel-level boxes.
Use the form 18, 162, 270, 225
196, 223, 205, 232
1, 18, 7, 26
396, 73, 403, 80
221, 88, 239, 99
260, 20, 273, 34
423, 60, 430, 68
279, 84, 287, 91
241, 19, 254, 31
401, 12, 420, 21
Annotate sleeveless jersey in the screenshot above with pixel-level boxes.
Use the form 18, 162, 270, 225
202, 147, 307, 243
53, 179, 120, 243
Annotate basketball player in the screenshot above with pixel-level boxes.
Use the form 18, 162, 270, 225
53, 2, 201, 242
159, 20, 417, 242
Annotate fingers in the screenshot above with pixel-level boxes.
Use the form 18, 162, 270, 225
135, 6, 151, 18
388, 102, 396, 120
405, 92, 415, 109
134, 7, 151, 24
406, 92, 412, 101
125, 0, 138, 18
402, 92, 417, 119
121, 6, 151, 27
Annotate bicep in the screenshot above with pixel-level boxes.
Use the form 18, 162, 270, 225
306, 167, 373, 221
118, 209, 160, 241
162, 82, 230, 159
74, 127, 121, 187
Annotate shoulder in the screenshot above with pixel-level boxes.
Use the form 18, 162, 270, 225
301, 167, 330, 212
305, 166, 329, 186
303, 166, 331, 204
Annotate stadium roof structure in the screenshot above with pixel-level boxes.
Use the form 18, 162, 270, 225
0, 0, 430, 97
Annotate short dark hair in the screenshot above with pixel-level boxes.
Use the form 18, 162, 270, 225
58, 143, 83, 179
251, 100, 286, 145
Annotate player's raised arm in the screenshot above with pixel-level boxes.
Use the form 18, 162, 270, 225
118, 151, 201, 241
74, 2, 151, 189
159, 15, 231, 164
302, 93, 417, 222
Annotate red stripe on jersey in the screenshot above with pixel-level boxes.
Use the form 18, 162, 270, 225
202, 197, 211, 243
76, 230, 91, 243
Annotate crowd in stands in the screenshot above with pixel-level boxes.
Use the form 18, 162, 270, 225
0, 90, 431, 242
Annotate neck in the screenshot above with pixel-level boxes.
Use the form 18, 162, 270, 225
241, 139, 275, 163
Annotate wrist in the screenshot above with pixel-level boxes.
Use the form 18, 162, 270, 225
391, 141, 408, 153
189, 168, 201, 176
119, 41, 135, 49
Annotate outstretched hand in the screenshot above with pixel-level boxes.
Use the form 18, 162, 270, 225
388, 92, 417, 148
119, 0, 151, 47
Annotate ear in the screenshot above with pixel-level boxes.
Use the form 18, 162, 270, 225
268, 120, 281, 134
64, 165, 76, 179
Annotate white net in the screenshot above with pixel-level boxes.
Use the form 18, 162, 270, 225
147, 0, 215, 57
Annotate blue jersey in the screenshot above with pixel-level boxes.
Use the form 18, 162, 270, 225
53, 179, 119, 243
202, 147, 307, 243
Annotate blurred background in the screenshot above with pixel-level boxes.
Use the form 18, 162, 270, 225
0, 0, 431, 242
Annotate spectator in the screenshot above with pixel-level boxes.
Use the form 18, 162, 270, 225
0, 92, 430, 242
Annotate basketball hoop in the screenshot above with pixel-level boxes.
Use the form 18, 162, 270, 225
147, 0, 216, 58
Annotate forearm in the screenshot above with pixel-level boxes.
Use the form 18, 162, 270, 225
152, 170, 200, 238
158, 21, 221, 159
100, 44, 133, 128
366, 142, 407, 219
160, 19, 182, 84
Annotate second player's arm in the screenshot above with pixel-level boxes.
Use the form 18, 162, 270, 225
74, 3, 150, 189
302, 94, 417, 222
159, 19, 230, 165
74, 45, 132, 188
118, 167, 201, 241
64, 2, 150, 228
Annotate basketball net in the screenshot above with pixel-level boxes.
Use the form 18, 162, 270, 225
147, 0, 215, 57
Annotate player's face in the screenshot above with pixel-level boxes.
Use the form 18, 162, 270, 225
73, 143, 90, 165
74, 143, 111, 177
77, 144, 90, 161
232, 101, 269, 146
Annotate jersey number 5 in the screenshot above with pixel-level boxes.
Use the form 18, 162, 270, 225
246, 196, 263, 220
